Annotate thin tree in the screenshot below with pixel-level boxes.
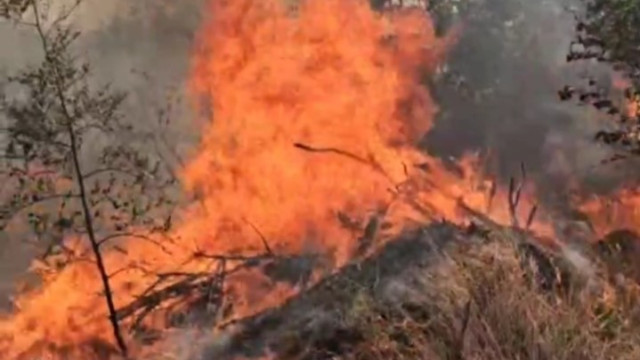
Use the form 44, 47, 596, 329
0, 0, 178, 356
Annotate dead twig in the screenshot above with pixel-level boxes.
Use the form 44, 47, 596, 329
243, 218, 274, 255
293, 142, 393, 182
525, 205, 538, 230
96, 232, 172, 255
507, 162, 538, 229
487, 180, 497, 214
116, 251, 280, 329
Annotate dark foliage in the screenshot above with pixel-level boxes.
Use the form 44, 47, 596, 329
563, 0, 640, 160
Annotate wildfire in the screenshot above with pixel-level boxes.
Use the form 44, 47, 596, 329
612, 72, 639, 119
577, 188, 640, 238
0, 0, 547, 359
573, 72, 640, 240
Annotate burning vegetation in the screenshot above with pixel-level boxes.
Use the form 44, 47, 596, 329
2, 0, 640, 359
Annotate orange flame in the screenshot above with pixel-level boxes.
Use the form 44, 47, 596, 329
577, 188, 640, 238
183, 0, 454, 265
612, 72, 639, 119
0, 1, 546, 359
572, 73, 640, 239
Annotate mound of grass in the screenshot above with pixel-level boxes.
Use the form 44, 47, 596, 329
159, 219, 640, 360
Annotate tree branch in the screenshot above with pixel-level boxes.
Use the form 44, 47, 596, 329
293, 142, 393, 182
46, 0, 82, 35
242, 217, 273, 255
96, 231, 172, 255
82, 167, 138, 180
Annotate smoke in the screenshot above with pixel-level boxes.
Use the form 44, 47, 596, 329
424, 0, 627, 206
2, 1, 636, 357
78, 0, 206, 170
0, 20, 44, 311
0, 0, 206, 310
1, 0, 206, 172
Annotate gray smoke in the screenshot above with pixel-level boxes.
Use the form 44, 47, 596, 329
424, 0, 630, 209
0, 0, 206, 310
80, 0, 206, 167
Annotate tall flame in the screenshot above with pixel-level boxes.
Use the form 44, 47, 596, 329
182, 0, 452, 265
0, 1, 544, 359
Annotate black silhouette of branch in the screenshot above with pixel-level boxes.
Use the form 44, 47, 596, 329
242, 218, 274, 255
115, 250, 280, 329
507, 163, 538, 230
293, 142, 393, 182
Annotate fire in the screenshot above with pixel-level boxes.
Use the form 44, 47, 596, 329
573, 73, 640, 240
0, 0, 546, 359
578, 188, 640, 238
183, 0, 453, 265
612, 72, 639, 119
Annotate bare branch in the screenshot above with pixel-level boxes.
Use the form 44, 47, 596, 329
243, 218, 273, 255
114, 255, 265, 325
507, 177, 519, 228
46, 0, 82, 34
193, 251, 276, 263
96, 232, 172, 255
507, 162, 529, 228
293, 142, 393, 182
525, 204, 538, 230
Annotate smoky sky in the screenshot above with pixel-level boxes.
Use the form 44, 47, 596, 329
0, 0, 206, 310
423, 0, 634, 206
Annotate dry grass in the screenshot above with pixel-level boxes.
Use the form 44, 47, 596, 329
155, 222, 640, 360
335, 231, 640, 360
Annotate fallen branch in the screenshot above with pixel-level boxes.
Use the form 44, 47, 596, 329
116, 250, 283, 331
